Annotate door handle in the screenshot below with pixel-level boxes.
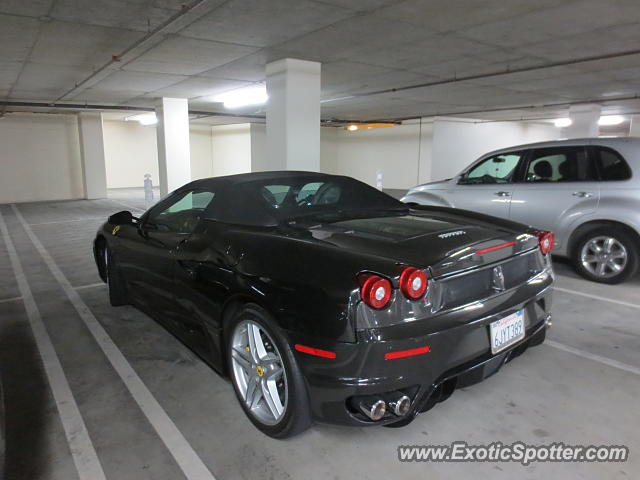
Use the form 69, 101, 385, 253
572, 191, 594, 198
494, 191, 511, 197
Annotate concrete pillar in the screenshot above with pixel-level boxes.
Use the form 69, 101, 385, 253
563, 104, 601, 138
266, 58, 321, 171
155, 97, 191, 196
249, 123, 267, 172
77, 112, 107, 199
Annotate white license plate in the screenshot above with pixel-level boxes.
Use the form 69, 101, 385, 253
490, 310, 525, 354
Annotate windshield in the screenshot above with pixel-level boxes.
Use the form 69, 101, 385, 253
236, 176, 408, 223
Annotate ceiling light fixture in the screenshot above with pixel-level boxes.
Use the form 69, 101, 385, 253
126, 113, 157, 126
554, 118, 572, 128
344, 123, 397, 131
598, 115, 624, 126
214, 86, 268, 109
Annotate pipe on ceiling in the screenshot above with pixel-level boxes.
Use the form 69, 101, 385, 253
54, 0, 216, 102
327, 48, 640, 102
3, 93, 640, 125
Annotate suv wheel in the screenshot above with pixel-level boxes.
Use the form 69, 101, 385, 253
572, 228, 639, 284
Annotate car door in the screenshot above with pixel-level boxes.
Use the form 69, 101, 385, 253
117, 189, 215, 318
509, 146, 600, 251
172, 218, 240, 366
449, 151, 525, 218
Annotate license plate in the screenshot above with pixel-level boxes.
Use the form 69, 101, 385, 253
490, 310, 525, 354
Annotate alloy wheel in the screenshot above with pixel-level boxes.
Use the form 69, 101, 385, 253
580, 236, 628, 279
230, 320, 287, 425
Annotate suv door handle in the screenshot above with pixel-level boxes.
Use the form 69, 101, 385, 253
494, 191, 511, 197
572, 191, 594, 198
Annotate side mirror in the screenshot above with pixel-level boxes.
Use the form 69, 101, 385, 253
108, 210, 134, 225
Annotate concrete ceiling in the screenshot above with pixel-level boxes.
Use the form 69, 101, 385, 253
2, 0, 640, 122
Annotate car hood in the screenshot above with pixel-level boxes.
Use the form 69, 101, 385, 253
411, 179, 451, 191
294, 211, 536, 276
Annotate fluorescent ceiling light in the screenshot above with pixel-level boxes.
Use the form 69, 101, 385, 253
214, 86, 268, 109
344, 123, 396, 131
126, 113, 157, 126
598, 115, 624, 126
554, 118, 572, 128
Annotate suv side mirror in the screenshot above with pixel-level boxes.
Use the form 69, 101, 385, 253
108, 210, 134, 225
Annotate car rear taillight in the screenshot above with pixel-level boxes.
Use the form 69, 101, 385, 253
360, 275, 392, 309
536, 231, 555, 255
399, 267, 428, 300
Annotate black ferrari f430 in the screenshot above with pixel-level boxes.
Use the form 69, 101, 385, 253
94, 171, 554, 438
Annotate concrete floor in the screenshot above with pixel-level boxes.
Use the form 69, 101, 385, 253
0, 188, 638, 480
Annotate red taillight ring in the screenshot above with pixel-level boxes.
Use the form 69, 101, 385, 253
360, 275, 392, 309
399, 267, 428, 300
535, 231, 555, 255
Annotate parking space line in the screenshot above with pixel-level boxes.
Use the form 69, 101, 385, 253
74, 282, 106, 291
0, 210, 107, 480
107, 198, 146, 213
0, 296, 22, 304
29, 217, 106, 226
11, 204, 217, 480
546, 340, 640, 376
554, 286, 640, 310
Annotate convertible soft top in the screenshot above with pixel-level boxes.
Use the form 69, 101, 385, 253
174, 171, 408, 227
183, 171, 337, 190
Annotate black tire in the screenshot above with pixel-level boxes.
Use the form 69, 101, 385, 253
226, 304, 312, 438
104, 246, 129, 306
571, 227, 639, 284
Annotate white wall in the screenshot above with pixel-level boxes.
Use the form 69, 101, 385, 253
430, 118, 561, 181
250, 123, 332, 174
250, 123, 267, 172
326, 123, 431, 189
320, 118, 560, 189
190, 124, 214, 180
0, 113, 564, 204
0, 113, 84, 204
320, 127, 338, 174
103, 121, 221, 188
103, 120, 159, 189
211, 124, 252, 177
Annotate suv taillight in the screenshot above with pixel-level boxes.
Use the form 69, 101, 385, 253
359, 274, 392, 309
535, 231, 555, 255
399, 267, 428, 299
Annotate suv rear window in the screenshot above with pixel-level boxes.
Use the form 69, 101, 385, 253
595, 147, 632, 181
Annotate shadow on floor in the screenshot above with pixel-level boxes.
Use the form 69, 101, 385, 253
0, 318, 49, 479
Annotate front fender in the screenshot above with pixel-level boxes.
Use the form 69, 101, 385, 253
401, 190, 453, 207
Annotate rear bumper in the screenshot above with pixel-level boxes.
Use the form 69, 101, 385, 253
289, 280, 553, 427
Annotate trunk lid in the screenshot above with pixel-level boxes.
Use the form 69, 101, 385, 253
295, 211, 538, 276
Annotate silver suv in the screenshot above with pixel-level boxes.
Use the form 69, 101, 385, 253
402, 137, 640, 283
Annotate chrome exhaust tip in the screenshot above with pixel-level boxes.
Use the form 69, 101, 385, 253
385, 393, 412, 416
358, 398, 386, 421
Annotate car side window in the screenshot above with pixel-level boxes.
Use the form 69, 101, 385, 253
595, 147, 632, 181
260, 185, 291, 208
525, 147, 595, 183
459, 153, 522, 185
295, 182, 324, 205
146, 190, 215, 234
